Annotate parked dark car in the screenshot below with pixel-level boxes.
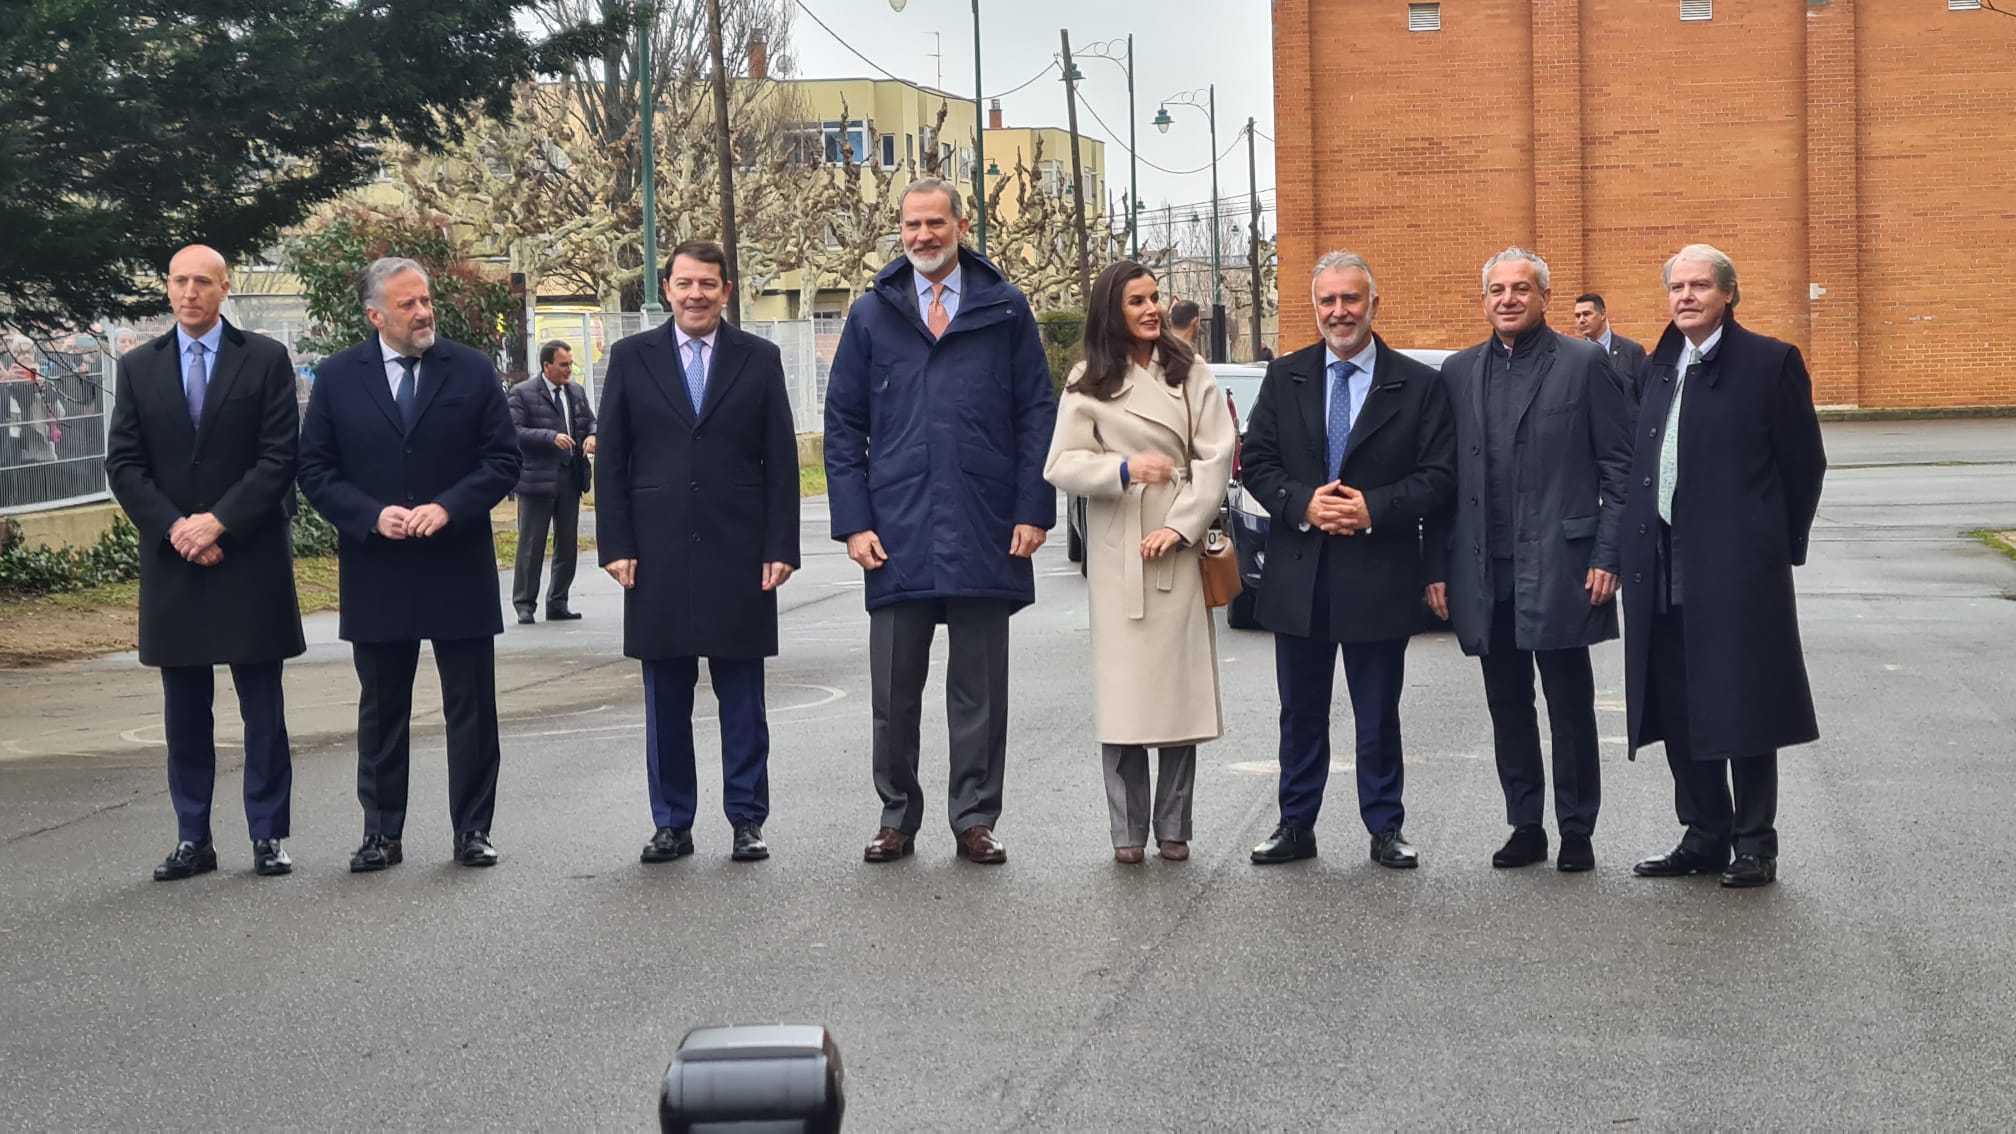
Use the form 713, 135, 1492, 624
1222, 349, 1455, 629
1065, 363, 1265, 575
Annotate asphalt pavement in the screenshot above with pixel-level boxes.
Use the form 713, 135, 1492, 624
3, 419, 2015, 1129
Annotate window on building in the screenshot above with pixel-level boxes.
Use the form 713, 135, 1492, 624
822, 120, 867, 164
905, 133, 914, 165
1038, 160, 1065, 198
782, 125, 822, 166
1407, 2, 1441, 32
881, 132, 898, 168
1680, 0, 1712, 20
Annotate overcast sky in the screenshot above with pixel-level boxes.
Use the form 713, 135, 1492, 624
786, 0, 1277, 227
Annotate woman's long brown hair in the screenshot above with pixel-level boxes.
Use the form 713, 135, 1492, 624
1068, 260, 1197, 401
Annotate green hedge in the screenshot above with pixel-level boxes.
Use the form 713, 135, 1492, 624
0, 493, 338, 598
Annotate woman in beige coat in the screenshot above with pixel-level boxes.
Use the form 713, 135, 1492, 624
1044, 261, 1237, 863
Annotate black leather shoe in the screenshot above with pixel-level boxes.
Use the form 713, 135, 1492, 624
1720, 854, 1777, 888
1556, 835, 1595, 873
516, 610, 536, 625
1632, 846, 1728, 878
1250, 823, 1317, 865
641, 827, 694, 863
1370, 829, 1419, 869
153, 840, 217, 882
252, 839, 293, 876
546, 609, 582, 621
349, 835, 403, 873
455, 831, 499, 867
731, 824, 769, 862
1491, 825, 1548, 869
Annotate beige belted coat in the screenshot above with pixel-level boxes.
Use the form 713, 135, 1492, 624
1044, 355, 1236, 747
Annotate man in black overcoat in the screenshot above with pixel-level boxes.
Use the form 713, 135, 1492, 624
596, 241, 800, 864
1425, 248, 1636, 873
297, 257, 520, 872
105, 244, 306, 881
1239, 250, 1456, 869
1621, 244, 1826, 890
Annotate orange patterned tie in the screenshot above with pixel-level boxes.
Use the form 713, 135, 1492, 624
927, 283, 950, 339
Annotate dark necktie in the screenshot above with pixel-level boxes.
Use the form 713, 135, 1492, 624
551, 385, 571, 462
394, 356, 419, 430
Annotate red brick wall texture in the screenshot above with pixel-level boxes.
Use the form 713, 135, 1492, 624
1273, 0, 2016, 408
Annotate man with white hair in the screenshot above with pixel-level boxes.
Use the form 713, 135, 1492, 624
1425, 248, 1636, 873
1620, 243, 1826, 889
1239, 250, 1456, 867
298, 256, 520, 872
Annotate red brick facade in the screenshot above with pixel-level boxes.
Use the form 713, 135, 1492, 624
1273, 0, 2016, 408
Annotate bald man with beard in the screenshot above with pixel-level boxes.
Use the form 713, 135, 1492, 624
106, 245, 307, 881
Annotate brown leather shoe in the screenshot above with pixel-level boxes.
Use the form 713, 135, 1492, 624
1113, 846, 1145, 864
863, 827, 915, 863
954, 825, 1007, 865
1157, 840, 1190, 862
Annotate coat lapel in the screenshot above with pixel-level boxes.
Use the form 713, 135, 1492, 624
643, 323, 697, 424
142, 332, 199, 451
1343, 337, 1408, 457
357, 337, 405, 433
1120, 361, 1190, 448
1286, 347, 1326, 464
408, 339, 459, 430
696, 325, 751, 427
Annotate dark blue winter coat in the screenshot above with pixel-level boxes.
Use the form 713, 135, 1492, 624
824, 250, 1057, 612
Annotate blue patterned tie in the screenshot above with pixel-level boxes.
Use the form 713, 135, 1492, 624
394, 356, 418, 431
684, 339, 708, 413
185, 341, 208, 427
1325, 360, 1358, 479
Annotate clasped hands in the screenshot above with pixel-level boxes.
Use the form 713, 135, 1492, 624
600, 559, 793, 591
169, 512, 226, 566
1303, 481, 1371, 535
375, 503, 452, 540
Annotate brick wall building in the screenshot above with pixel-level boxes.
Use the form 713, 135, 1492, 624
1272, 0, 2016, 408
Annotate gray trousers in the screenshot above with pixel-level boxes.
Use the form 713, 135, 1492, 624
512, 489, 580, 616
1101, 744, 1197, 846
870, 598, 1010, 835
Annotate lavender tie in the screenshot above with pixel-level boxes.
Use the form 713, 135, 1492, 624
186, 341, 208, 427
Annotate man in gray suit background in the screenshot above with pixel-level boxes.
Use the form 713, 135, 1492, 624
1427, 249, 1636, 873
508, 340, 596, 623
1574, 293, 1646, 396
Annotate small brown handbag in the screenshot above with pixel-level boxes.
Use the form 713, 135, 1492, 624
1182, 375, 1243, 609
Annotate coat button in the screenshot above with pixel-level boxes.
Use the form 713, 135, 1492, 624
692, 533, 701, 543
1470, 446, 1480, 455
1470, 497, 1478, 506
1638, 523, 1648, 534
405, 445, 414, 454
1641, 476, 1652, 487
1647, 428, 1657, 438
690, 482, 699, 491
406, 493, 416, 503
1633, 572, 1643, 584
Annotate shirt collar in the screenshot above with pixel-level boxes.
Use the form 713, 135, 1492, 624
915, 263, 962, 301
1324, 336, 1377, 379
1595, 329, 1614, 352
673, 322, 720, 355
1684, 323, 1725, 361
177, 320, 224, 357
380, 338, 420, 364
542, 375, 569, 395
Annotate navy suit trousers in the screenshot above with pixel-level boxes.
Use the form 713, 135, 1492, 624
642, 657, 771, 830
1272, 560, 1410, 834
161, 661, 292, 842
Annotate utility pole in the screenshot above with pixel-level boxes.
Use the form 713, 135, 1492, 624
706, 0, 740, 324
1246, 117, 1262, 360
1059, 30, 1092, 304
638, 5, 661, 314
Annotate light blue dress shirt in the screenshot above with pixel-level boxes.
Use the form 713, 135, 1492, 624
915, 263, 962, 325
1324, 337, 1377, 430
176, 320, 225, 392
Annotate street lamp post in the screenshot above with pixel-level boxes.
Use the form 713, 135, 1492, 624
639, 4, 661, 315
1077, 37, 1138, 260
1155, 85, 1222, 361
889, 0, 988, 257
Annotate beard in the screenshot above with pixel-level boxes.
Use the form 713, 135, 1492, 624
405, 325, 438, 352
905, 245, 955, 276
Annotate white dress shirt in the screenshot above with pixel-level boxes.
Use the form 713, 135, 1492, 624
380, 340, 421, 398
915, 263, 963, 325
541, 375, 571, 436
